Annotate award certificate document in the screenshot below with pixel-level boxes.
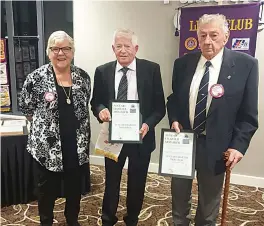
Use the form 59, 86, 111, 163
159, 129, 196, 179
109, 100, 142, 143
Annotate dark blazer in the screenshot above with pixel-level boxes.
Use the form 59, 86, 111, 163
91, 58, 166, 153
167, 47, 259, 174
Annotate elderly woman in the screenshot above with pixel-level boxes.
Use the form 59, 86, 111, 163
19, 31, 91, 226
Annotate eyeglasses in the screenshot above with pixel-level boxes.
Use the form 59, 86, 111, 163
50, 46, 72, 54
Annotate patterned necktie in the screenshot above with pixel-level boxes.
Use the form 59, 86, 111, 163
193, 61, 211, 134
117, 67, 129, 100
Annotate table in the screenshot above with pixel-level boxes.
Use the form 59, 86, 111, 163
1, 135, 91, 207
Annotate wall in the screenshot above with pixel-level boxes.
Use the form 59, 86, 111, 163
44, 1, 73, 62
73, 1, 264, 186
234, 28, 264, 177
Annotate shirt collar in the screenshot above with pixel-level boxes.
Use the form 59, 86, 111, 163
199, 48, 224, 69
116, 58, 136, 72
210, 48, 224, 69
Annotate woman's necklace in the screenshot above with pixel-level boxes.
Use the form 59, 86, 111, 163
57, 77, 72, 104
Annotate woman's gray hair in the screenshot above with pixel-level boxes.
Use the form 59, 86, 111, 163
112, 29, 138, 46
197, 14, 229, 34
46, 31, 75, 56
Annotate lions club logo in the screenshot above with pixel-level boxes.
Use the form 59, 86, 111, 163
185, 37, 198, 51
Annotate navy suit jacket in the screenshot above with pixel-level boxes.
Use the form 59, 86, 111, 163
167, 47, 259, 174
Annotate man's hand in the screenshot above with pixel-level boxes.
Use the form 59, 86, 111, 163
99, 108, 111, 122
226, 148, 244, 169
171, 121, 183, 133
139, 123, 149, 139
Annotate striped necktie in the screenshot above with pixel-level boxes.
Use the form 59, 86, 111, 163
117, 67, 129, 100
193, 61, 211, 134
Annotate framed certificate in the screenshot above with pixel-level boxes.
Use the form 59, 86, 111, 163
0, 63, 8, 84
1, 39, 6, 63
159, 129, 196, 179
0, 85, 11, 112
109, 100, 142, 144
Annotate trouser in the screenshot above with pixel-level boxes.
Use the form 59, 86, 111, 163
35, 161, 82, 226
171, 136, 225, 226
101, 144, 151, 226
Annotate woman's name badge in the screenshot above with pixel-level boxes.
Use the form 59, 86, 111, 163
209, 84, 224, 98
44, 92, 55, 102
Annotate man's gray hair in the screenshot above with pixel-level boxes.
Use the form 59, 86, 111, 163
197, 14, 229, 34
112, 28, 138, 46
46, 31, 75, 56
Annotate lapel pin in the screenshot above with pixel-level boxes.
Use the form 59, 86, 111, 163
227, 75, 231, 80
44, 92, 55, 102
209, 84, 224, 98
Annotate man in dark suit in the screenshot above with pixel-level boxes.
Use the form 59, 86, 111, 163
167, 14, 259, 225
91, 29, 165, 226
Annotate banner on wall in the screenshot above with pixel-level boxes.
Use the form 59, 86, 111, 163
179, 3, 260, 57
0, 38, 7, 63
0, 38, 11, 112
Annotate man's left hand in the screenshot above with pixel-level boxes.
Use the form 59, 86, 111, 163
139, 123, 149, 139
226, 148, 244, 169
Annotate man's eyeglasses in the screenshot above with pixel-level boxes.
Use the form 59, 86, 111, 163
50, 47, 72, 54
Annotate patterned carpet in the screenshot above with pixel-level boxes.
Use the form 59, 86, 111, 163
1, 165, 264, 226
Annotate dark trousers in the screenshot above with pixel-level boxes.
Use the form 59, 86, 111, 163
34, 161, 82, 226
102, 144, 151, 226
171, 136, 225, 226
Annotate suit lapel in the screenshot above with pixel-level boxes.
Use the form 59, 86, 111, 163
184, 53, 201, 94
207, 48, 235, 117
136, 58, 144, 107
183, 53, 201, 115
108, 61, 117, 100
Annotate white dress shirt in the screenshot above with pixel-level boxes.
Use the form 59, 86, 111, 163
115, 59, 138, 100
189, 48, 224, 130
